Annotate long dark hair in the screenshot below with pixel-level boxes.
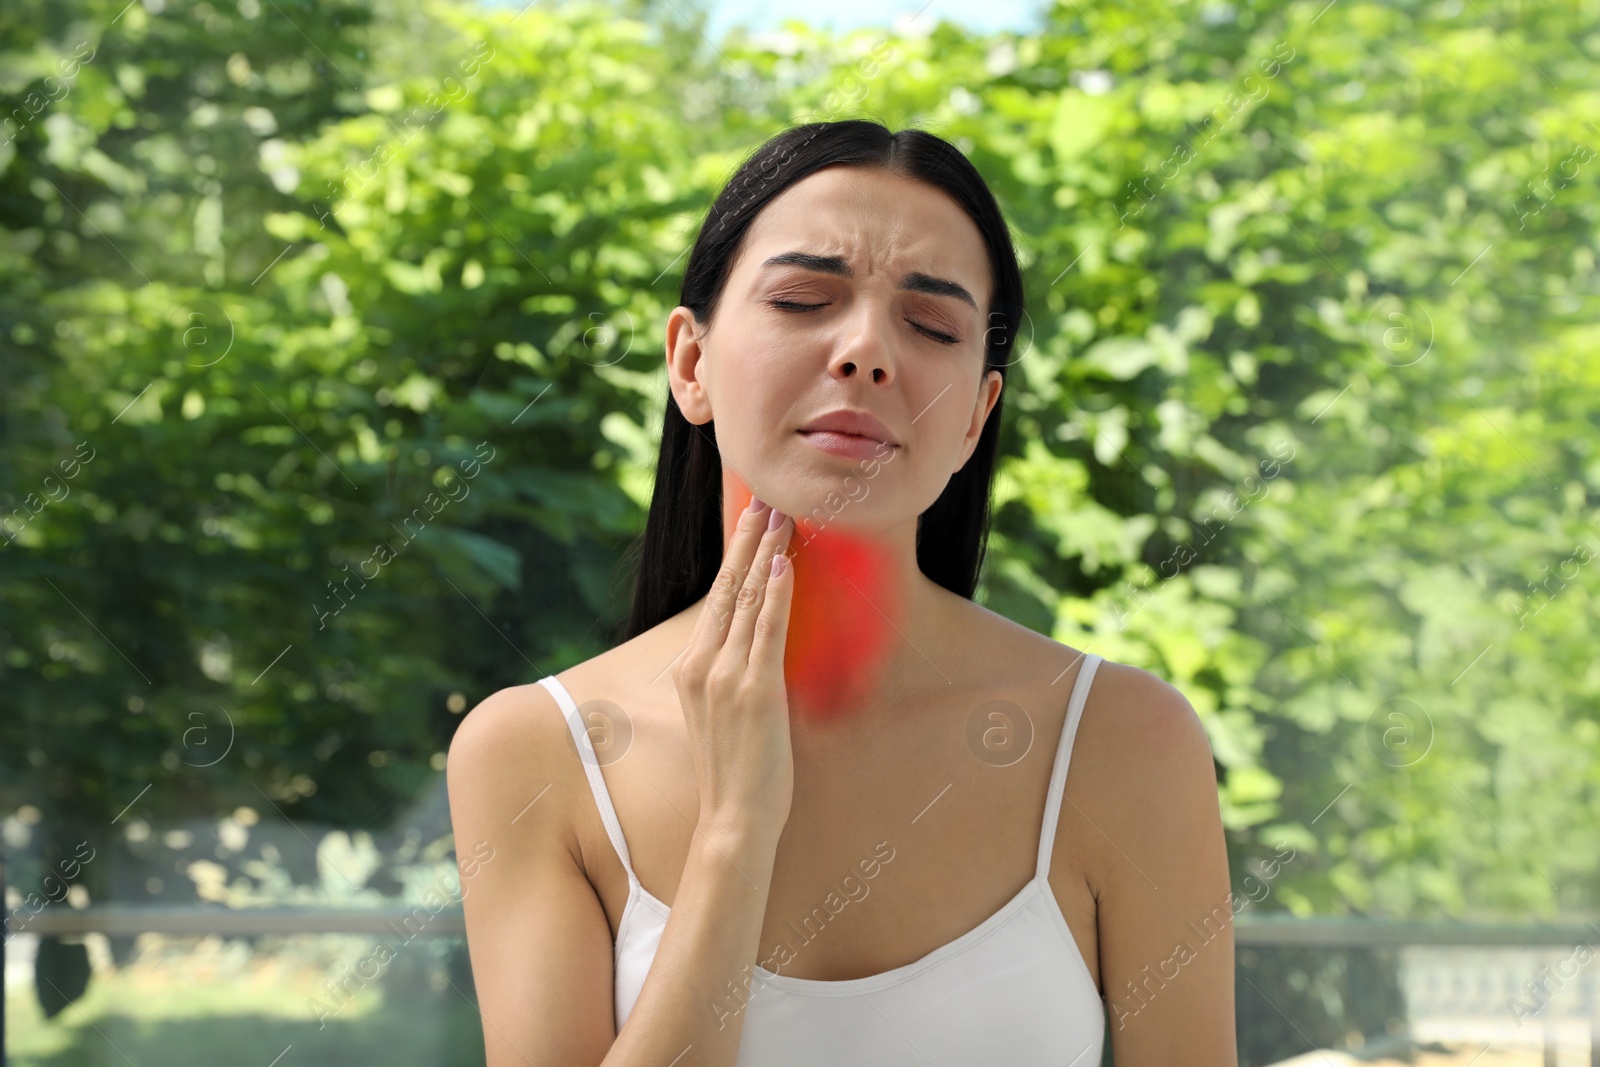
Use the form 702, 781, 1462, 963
615, 119, 1025, 643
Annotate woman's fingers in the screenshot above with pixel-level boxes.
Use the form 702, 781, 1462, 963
686, 496, 771, 661
747, 524, 795, 678
724, 508, 792, 668
672, 498, 798, 838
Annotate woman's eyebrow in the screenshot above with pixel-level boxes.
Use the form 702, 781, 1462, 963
758, 251, 977, 311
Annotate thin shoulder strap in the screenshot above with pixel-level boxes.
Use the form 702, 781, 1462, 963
1036, 653, 1104, 880
537, 675, 638, 881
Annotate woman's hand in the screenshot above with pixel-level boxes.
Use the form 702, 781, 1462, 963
673, 496, 797, 842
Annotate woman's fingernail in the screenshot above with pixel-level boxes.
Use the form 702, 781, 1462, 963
748, 496, 765, 513
767, 508, 784, 532
770, 553, 787, 578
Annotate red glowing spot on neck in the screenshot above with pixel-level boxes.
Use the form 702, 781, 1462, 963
785, 528, 900, 722
723, 479, 902, 723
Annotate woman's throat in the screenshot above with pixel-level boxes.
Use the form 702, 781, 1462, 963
721, 482, 904, 724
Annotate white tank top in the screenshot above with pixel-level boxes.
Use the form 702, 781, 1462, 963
536, 653, 1106, 1064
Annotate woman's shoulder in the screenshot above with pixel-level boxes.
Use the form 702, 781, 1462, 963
551, 606, 703, 717
1039, 646, 1219, 881
447, 615, 692, 787
445, 678, 581, 818
956, 597, 1212, 783
963, 597, 1204, 725
1071, 653, 1212, 774
974, 612, 1221, 901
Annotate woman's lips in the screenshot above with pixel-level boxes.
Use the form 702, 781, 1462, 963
798, 430, 895, 460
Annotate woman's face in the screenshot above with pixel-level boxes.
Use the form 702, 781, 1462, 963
667, 164, 1003, 531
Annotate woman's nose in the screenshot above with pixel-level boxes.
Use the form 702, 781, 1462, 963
827, 304, 898, 385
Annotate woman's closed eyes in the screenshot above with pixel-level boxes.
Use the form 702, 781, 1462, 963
766, 299, 962, 346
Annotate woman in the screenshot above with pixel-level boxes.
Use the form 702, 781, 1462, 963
447, 120, 1236, 1066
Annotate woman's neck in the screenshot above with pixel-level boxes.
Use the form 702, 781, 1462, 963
719, 471, 927, 725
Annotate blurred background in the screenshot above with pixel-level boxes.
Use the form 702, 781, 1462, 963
2, 0, 1597, 1063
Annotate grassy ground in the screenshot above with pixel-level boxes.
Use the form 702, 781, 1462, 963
1273, 1050, 1554, 1067
5, 934, 486, 1067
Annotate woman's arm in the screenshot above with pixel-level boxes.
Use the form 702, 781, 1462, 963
1076, 664, 1238, 1065
447, 683, 783, 1067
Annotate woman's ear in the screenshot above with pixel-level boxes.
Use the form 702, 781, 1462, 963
665, 306, 713, 425
954, 369, 1003, 473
